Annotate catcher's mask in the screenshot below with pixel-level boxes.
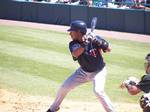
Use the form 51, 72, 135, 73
145, 53, 150, 74
140, 93, 150, 112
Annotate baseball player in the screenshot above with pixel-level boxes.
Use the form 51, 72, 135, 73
46, 20, 114, 112
120, 53, 150, 112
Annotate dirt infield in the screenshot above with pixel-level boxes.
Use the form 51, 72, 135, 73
0, 19, 150, 43
0, 89, 142, 112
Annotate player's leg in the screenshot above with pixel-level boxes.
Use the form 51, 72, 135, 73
93, 67, 114, 112
48, 68, 88, 112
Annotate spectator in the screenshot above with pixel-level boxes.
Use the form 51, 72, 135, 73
124, 0, 134, 7
69, 0, 80, 5
131, 0, 145, 9
92, 0, 109, 7
79, 0, 88, 5
66, 0, 88, 5
146, 0, 150, 7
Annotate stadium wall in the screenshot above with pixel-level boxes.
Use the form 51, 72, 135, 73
0, 0, 150, 35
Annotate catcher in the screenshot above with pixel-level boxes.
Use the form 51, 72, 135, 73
120, 53, 150, 112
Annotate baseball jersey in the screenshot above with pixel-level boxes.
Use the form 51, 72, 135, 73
137, 74, 150, 93
69, 36, 107, 72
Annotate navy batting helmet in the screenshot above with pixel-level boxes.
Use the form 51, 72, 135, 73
67, 20, 87, 34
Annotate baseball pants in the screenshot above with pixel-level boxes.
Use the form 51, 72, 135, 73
50, 66, 114, 112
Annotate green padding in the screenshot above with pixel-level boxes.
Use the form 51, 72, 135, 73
0, 1, 21, 20
106, 8, 125, 31
145, 11, 150, 34
37, 4, 70, 25
70, 5, 88, 24
124, 9, 145, 33
88, 7, 107, 29
21, 2, 38, 22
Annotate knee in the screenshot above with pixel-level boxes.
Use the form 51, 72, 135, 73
94, 87, 105, 96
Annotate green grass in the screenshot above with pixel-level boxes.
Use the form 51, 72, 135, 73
0, 25, 149, 103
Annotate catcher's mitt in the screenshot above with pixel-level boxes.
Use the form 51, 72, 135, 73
140, 93, 150, 112
121, 76, 139, 89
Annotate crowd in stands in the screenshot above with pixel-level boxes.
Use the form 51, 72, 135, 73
18, 0, 150, 9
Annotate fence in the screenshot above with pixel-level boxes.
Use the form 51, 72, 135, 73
0, 0, 150, 34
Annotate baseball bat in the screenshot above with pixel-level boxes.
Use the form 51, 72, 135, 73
91, 17, 97, 33
87, 17, 97, 42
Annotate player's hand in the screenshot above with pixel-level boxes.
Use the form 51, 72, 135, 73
82, 32, 96, 43
120, 82, 125, 89
93, 36, 103, 46
120, 80, 130, 89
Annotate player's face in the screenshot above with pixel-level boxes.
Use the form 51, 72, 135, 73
145, 55, 150, 74
69, 31, 76, 40
145, 61, 150, 74
69, 31, 82, 41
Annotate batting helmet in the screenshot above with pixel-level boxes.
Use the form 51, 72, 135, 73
67, 20, 87, 35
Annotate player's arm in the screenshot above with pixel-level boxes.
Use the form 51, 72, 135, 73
94, 36, 111, 53
69, 41, 85, 58
100, 38, 111, 53
120, 77, 141, 95
98, 45, 111, 54
71, 47, 85, 58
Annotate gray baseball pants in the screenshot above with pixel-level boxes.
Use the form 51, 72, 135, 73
50, 66, 114, 112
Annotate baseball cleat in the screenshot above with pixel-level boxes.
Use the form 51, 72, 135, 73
46, 107, 60, 112
46, 109, 54, 112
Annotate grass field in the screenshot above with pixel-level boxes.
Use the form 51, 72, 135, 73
0, 25, 150, 104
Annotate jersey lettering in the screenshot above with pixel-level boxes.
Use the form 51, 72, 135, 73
89, 48, 97, 58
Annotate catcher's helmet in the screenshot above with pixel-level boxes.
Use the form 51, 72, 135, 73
140, 93, 150, 112
67, 20, 87, 35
